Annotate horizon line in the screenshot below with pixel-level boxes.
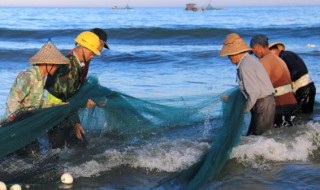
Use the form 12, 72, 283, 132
1, 4, 319, 8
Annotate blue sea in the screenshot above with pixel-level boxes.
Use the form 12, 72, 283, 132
0, 6, 320, 189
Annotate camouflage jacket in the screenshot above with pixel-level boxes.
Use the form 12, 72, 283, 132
5, 66, 45, 117
45, 52, 85, 102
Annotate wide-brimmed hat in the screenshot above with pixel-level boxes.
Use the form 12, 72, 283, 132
219, 33, 252, 56
269, 42, 285, 51
29, 41, 70, 64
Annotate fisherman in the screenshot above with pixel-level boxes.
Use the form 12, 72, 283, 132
5, 40, 69, 121
250, 34, 298, 127
45, 29, 109, 148
83, 28, 110, 81
269, 42, 316, 114
4, 40, 69, 156
220, 33, 275, 135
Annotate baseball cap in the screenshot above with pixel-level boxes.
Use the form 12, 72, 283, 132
90, 28, 110, 49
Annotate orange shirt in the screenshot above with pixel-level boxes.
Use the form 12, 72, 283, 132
260, 53, 297, 106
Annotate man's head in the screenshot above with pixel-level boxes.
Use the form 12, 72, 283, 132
75, 31, 101, 62
250, 34, 269, 59
29, 40, 69, 76
75, 31, 101, 55
90, 28, 110, 51
269, 42, 285, 56
219, 33, 252, 64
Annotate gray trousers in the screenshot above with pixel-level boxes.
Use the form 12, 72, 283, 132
247, 94, 275, 135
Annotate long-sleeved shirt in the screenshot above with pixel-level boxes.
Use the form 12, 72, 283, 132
260, 52, 297, 106
45, 52, 85, 102
6, 66, 45, 117
237, 53, 274, 112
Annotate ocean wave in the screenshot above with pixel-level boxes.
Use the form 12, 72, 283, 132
65, 121, 320, 178
1, 26, 319, 43
0, 28, 80, 40
230, 122, 320, 169
0, 47, 217, 66
65, 139, 209, 178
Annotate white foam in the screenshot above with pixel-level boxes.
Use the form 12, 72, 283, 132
307, 43, 316, 48
230, 122, 320, 168
66, 149, 124, 178
62, 122, 320, 177
130, 139, 209, 172
65, 139, 209, 178
67, 160, 105, 178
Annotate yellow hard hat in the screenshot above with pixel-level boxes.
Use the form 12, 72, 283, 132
75, 31, 101, 55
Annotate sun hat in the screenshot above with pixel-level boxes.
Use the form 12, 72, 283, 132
29, 41, 70, 64
219, 33, 252, 56
90, 28, 110, 49
269, 42, 285, 51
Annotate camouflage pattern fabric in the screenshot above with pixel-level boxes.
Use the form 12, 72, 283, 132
5, 66, 45, 117
45, 52, 84, 102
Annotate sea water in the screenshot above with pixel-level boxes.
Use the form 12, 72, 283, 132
0, 6, 320, 189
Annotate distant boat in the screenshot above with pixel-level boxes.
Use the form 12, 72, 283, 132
205, 2, 223, 10
112, 4, 133, 10
185, 1, 223, 11
124, 4, 133, 9
185, 3, 204, 11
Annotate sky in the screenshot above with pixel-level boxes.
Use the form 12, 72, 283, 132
0, 0, 320, 7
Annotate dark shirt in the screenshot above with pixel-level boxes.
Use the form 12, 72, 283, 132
279, 50, 308, 82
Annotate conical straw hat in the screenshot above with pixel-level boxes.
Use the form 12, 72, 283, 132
219, 33, 252, 56
29, 41, 70, 64
269, 41, 285, 51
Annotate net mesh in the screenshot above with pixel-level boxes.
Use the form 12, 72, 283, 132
0, 76, 247, 187
163, 88, 247, 189
0, 149, 61, 184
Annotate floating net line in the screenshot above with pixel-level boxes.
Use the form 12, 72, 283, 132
0, 76, 247, 187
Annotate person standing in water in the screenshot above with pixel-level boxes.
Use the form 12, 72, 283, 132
5, 40, 69, 121
220, 33, 275, 135
3, 40, 69, 156
45, 29, 109, 148
250, 34, 298, 127
269, 42, 316, 114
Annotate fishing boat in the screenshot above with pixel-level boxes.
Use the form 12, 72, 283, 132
205, 1, 223, 10
185, 3, 204, 11
112, 3, 133, 10
185, 0, 223, 11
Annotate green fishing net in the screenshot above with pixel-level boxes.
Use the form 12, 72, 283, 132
0, 76, 247, 187
166, 88, 247, 189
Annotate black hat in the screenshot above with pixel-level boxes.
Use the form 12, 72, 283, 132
90, 28, 110, 49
